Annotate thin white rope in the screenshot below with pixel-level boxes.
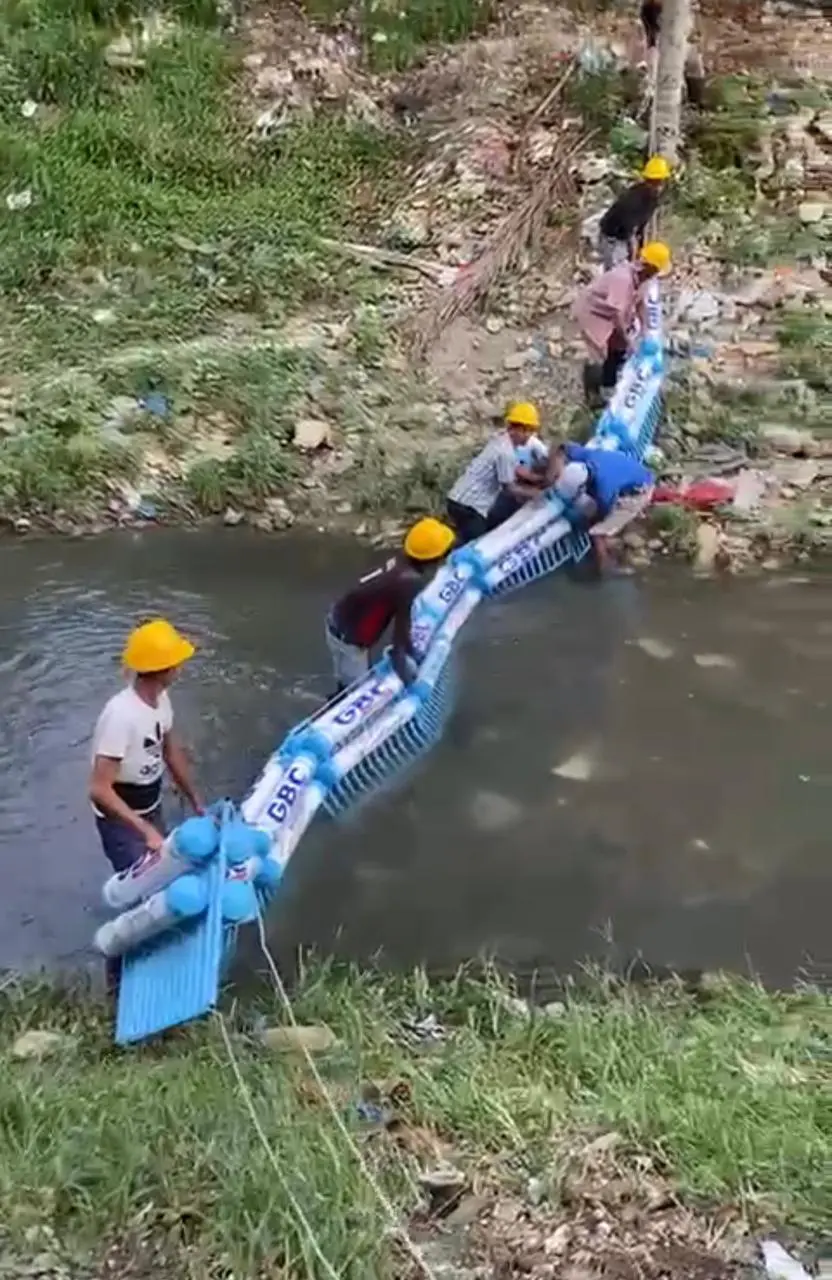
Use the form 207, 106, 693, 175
216, 1011, 343, 1280
253, 910, 440, 1280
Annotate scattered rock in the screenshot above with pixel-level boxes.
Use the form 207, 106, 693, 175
797, 201, 828, 224
249, 512, 274, 533
635, 637, 674, 660
11, 1029, 72, 1061
760, 425, 818, 457
693, 522, 721, 575
419, 1165, 467, 1218
732, 469, 767, 513
265, 496, 295, 528
260, 1024, 338, 1054
293, 417, 333, 451
543, 1000, 566, 1019
13, 516, 32, 535
502, 349, 538, 370
771, 459, 820, 490
223, 507, 244, 527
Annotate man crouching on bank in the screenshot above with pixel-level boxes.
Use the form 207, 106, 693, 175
546, 442, 654, 575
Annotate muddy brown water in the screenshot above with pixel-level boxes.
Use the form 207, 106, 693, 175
0, 529, 829, 988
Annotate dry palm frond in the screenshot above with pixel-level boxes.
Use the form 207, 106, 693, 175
405, 128, 590, 361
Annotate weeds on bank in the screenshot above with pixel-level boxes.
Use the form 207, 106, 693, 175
0, 965, 829, 1276
303, 0, 494, 71
0, 0, 396, 516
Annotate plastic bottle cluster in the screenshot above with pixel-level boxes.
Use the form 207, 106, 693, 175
93, 814, 280, 958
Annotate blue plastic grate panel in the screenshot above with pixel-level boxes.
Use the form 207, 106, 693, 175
323, 656, 456, 819
115, 821, 229, 1045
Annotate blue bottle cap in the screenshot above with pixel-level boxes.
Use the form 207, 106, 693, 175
166, 874, 210, 920
175, 816, 219, 863
222, 879, 257, 924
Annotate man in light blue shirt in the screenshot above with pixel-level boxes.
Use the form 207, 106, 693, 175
547, 442, 654, 574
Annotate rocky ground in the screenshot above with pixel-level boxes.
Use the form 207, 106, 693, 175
0, 0, 829, 573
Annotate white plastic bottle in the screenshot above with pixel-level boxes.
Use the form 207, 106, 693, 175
102, 815, 219, 911
94, 874, 210, 957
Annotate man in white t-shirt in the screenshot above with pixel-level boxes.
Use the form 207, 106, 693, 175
89, 618, 203, 876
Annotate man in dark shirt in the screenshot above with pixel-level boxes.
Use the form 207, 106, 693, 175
325, 516, 455, 695
597, 155, 670, 270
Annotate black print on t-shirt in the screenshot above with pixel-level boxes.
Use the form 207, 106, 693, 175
139, 722, 164, 778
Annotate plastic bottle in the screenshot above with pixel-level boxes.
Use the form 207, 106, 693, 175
221, 874, 259, 924
94, 874, 209, 957
223, 820, 271, 867
102, 815, 219, 911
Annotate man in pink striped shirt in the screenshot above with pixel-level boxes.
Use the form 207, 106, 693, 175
573, 241, 671, 405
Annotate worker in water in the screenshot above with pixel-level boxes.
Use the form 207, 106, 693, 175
326, 516, 455, 694
573, 240, 671, 406
597, 155, 671, 270
446, 401, 544, 544
90, 619, 204, 872
546, 441, 655, 575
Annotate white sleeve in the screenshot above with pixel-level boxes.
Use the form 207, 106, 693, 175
556, 461, 590, 501
160, 692, 174, 734
94, 703, 130, 761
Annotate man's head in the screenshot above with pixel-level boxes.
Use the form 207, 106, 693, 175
504, 400, 540, 447
403, 517, 456, 571
123, 618, 196, 690
549, 444, 589, 499
637, 240, 672, 283
641, 154, 671, 192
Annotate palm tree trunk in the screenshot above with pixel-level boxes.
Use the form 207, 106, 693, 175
651, 0, 692, 162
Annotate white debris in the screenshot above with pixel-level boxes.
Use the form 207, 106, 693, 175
5, 188, 32, 211
21, 99, 38, 118
635, 637, 674, 660
693, 653, 737, 669
761, 1241, 812, 1280
469, 790, 523, 832
552, 749, 596, 781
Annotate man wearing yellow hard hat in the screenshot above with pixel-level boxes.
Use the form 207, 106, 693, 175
597, 155, 670, 272
89, 619, 203, 876
326, 517, 455, 694
573, 240, 671, 406
446, 401, 544, 544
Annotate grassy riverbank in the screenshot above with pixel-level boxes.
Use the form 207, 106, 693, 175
1, 0, 830, 562
2, 966, 829, 1278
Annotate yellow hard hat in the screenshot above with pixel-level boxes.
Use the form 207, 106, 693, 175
642, 155, 671, 181
122, 619, 196, 674
640, 240, 672, 274
505, 401, 540, 430
403, 517, 456, 562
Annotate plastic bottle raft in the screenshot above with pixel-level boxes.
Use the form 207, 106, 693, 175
104, 281, 666, 1045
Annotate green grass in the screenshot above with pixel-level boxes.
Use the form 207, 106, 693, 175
0, 0, 398, 518
303, 0, 494, 71
0, 967, 829, 1276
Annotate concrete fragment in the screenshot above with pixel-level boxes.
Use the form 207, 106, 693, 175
11, 1030, 72, 1061
260, 1025, 338, 1053
635, 637, 674, 660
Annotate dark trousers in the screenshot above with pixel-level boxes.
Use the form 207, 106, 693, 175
583, 335, 628, 405
447, 498, 487, 545
447, 493, 522, 545
96, 806, 164, 996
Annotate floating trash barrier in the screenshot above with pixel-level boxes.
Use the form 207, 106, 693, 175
100, 283, 665, 1044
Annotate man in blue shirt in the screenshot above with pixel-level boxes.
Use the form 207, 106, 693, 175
546, 442, 654, 574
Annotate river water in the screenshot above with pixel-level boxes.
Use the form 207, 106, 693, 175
1, 529, 829, 988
